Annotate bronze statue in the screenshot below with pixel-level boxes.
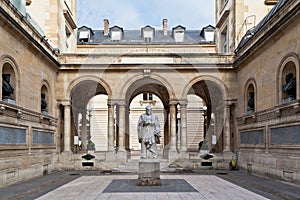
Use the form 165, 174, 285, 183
41, 93, 47, 112
2, 74, 14, 100
283, 73, 296, 100
137, 106, 161, 159
247, 92, 255, 112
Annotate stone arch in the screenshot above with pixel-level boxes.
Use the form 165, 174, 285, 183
182, 75, 228, 153
40, 79, 52, 114
66, 75, 112, 100
0, 54, 20, 103
119, 74, 176, 102
182, 75, 227, 100
244, 78, 257, 113
276, 52, 299, 104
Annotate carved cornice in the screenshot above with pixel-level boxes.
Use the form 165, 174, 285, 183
0, 101, 57, 126
238, 100, 300, 125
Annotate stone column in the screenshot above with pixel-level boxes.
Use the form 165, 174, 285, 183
107, 102, 115, 152
180, 102, 187, 151
63, 102, 71, 152
81, 110, 87, 151
118, 103, 126, 151
223, 104, 231, 152
169, 103, 177, 151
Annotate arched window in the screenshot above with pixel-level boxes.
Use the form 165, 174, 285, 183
277, 53, 299, 104
1, 56, 18, 104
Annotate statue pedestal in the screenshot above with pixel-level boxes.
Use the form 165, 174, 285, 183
137, 158, 161, 186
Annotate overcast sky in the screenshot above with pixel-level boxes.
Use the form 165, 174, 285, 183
77, 0, 215, 30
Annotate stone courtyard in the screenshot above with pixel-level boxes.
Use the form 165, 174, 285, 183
1, 170, 300, 200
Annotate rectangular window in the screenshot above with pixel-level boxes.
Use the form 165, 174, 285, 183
143, 93, 153, 101
221, 27, 228, 53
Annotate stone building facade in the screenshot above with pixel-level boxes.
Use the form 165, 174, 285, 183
0, 0, 299, 188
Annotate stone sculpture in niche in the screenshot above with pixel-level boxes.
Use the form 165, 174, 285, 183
2, 74, 14, 100
282, 73, 296, 102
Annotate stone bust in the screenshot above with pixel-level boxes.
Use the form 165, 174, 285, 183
2, 74, 14, 100
283, 72, 296, 100
247, 92, 255, 112
137, 106, 161, 159
41, 93, 47, 112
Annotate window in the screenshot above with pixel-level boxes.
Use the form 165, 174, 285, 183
79, 31, 90, 43
110, 26, 123, 41
143, 93, 153, 101
172, 25, 186, 43
142, 26, 155, 42
221, 27, 228, 52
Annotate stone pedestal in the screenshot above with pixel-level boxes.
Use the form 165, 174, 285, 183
137, 159, 161, 186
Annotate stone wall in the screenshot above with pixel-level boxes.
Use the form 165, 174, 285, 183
236, 1, 300, 184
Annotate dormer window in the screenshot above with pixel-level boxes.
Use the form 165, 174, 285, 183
200, 25, 215, 42
141, 25, 155, 42
110, 25, 123, 41
79, 31, 90, 43
172, 25, 186, 42
78, 26, 94, 43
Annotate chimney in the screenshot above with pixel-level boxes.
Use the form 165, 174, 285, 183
104, 19, 109, 36
163, 19, 168, 36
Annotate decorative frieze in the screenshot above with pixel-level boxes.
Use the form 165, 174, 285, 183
0, 102, 57, 126
238, 100, 300, 125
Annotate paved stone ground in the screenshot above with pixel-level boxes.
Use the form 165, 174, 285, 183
0, 170, 299, 200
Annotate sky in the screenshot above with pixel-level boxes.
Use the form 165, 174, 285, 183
77, 0, 215, 30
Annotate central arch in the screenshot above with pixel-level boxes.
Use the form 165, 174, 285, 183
125, 77, 172, 158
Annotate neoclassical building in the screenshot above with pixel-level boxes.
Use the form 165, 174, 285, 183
0, 0, 299, 187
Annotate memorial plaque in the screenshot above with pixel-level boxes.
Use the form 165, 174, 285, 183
240, 130, 264, 145
33, 130, 54, 145
270, 125, 300, 145
0, 126, 26, 144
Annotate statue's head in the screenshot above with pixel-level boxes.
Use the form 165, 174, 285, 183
2, 74, 11, 82
41, 93, 46, 98
249, 92, 254, 98
145, 106, 152, 115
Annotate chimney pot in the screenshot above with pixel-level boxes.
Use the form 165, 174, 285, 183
104, 19, 109, 36
163, 19, 168, 36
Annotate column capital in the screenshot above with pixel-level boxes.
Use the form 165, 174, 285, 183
169, 99, 179, 106
178, 99, 188, 106
224, 99, 237, 107
58, 99, 71, 106
107, 99, 126, 106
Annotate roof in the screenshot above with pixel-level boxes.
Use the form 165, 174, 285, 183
235, 0, 289, 52
77, 26, 214, 45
